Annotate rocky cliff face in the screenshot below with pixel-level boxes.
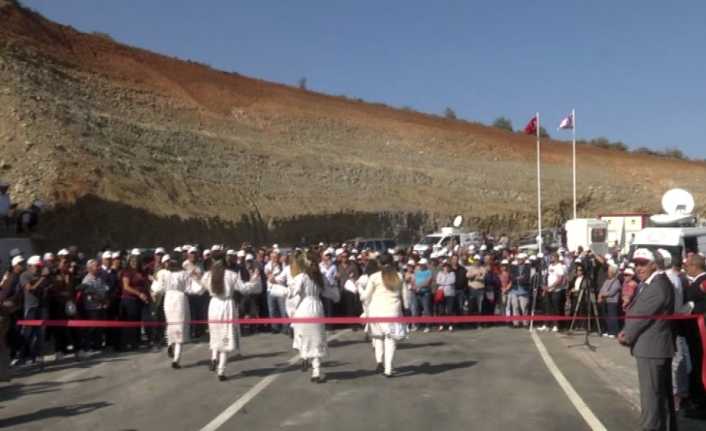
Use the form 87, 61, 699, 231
1, 2, 705, 250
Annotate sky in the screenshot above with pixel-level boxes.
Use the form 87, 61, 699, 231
22, 0, 706, 158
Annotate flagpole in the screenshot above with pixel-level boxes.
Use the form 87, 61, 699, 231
572, 108, 577, 219
536, 112, 542, 252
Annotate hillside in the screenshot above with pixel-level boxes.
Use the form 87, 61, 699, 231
1, 0, 705, 249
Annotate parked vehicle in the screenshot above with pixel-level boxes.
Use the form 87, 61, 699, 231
348, 238, 397, 253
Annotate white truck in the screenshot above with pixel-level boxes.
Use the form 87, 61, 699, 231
564, 218, 609, 256
629, 189, 706, 259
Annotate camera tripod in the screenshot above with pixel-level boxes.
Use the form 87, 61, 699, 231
568, 283, 602, 349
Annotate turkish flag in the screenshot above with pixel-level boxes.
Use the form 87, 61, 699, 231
524, 115, 537, 135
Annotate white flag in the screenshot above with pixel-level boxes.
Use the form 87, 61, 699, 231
558, 112, 574, 130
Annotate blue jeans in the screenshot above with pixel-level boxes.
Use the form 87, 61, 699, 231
20, 307, 45, 362
417, 292, 432, 317
266, 292, 287, 332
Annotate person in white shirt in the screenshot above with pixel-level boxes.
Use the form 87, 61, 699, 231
319, 249, 338, 321
658, 249, 693, 409
359, 253, 407, 377
265, 249, 287, 334
150, 255, 202, 368
288, 251, 327, 383
196, 259, 260, 381
541, 253, 567, 332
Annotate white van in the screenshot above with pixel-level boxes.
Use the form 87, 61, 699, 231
413, 227, 482, 257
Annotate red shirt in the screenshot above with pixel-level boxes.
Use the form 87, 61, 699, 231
120, 269, 147, 300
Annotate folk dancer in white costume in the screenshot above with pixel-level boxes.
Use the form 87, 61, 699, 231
197, 258, 260, 381
288, 251, 328, 383
359, 253, 408, 377
150, 254, 202, 369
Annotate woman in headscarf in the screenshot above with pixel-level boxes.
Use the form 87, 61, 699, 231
198, 256, 260, 381
359, 253, 407, 377
150, 254, 202, 369
288, 250, 327, 383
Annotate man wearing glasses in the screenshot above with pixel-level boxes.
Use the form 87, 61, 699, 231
619, 248, 676, 431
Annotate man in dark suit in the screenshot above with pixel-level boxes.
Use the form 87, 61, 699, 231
619, 248, 677, 431
684, 254, 706, 409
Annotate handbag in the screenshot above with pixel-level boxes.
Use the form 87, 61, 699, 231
433, 287, 445, 304
321, 285, 341, 303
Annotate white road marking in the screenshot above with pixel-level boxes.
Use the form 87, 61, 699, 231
199, 329, 352, 431
531, 331, 607, 431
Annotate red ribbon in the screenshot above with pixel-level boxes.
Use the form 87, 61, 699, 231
16, 313, 697, 327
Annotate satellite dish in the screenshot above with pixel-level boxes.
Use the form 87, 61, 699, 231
661, 188, 694, 215
452, 215, 463, 228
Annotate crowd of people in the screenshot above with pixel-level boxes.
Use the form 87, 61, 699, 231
0, 239, 705, 409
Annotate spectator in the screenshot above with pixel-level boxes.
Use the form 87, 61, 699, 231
414, 259, 433, 333
541, 253, 566, 332
78, 259, 111, 351
436, 262, 455, 331
119, 251, 149, 351
621, 267, 638, 310
618, 248, 677, 431
597, 264, 621, 337
17, 255, 50, 365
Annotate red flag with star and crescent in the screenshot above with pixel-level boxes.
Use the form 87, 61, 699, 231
524, 115, 537, 135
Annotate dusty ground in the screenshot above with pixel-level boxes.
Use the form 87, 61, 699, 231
1, 1, 705, 249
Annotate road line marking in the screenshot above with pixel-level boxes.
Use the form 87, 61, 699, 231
530, 331, 607, 431
199, 329, 352, 431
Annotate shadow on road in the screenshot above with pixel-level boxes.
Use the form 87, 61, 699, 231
395, 360, 478, 377
0, 401, 111, 428
0, 376, 103, 403
397, 342, 446, 350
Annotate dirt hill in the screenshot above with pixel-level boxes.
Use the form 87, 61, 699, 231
1, 1, 705, 250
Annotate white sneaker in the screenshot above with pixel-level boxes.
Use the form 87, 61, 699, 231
601, 333, 609, 337
448, 325, 454, 332
538, 325, 547, 331
438, 325, 444, 332
552, 326, 559, 333
423, 327, 430, 333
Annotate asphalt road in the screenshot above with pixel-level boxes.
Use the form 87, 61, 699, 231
0, 327, 648, 430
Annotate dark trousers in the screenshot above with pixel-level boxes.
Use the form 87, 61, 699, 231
684, 319, 705, 403
49, 302, 73, 354
119, 298, 142, 349
636, 357, 676, 431
544, 290, 566, 328
143, 302, 164, 346
83, 309, 106, 350
603, 302, 620, 336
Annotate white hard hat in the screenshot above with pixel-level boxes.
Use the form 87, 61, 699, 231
226, 249, 237, 256
11, 255, 25, 266
245, 253, 254, 261
101, 251, 113, 259
173, 246, 183, 253
161, 254, 171, 264
154, 247, 166, 255
27, 255, 43, 266
130, 248, 141, 256
237, 250, 246, 258
43, 252, 55, 261
57, 248, 69, 257
632, 248, 655, 264
202, 249, 212, 258
111, 252, 121, 259
419, 258, 429, 265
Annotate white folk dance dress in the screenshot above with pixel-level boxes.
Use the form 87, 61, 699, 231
288, 273, 327, 360
199, 269, 259, 353
359, 271, 408, 340
150, 269, 201, 345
